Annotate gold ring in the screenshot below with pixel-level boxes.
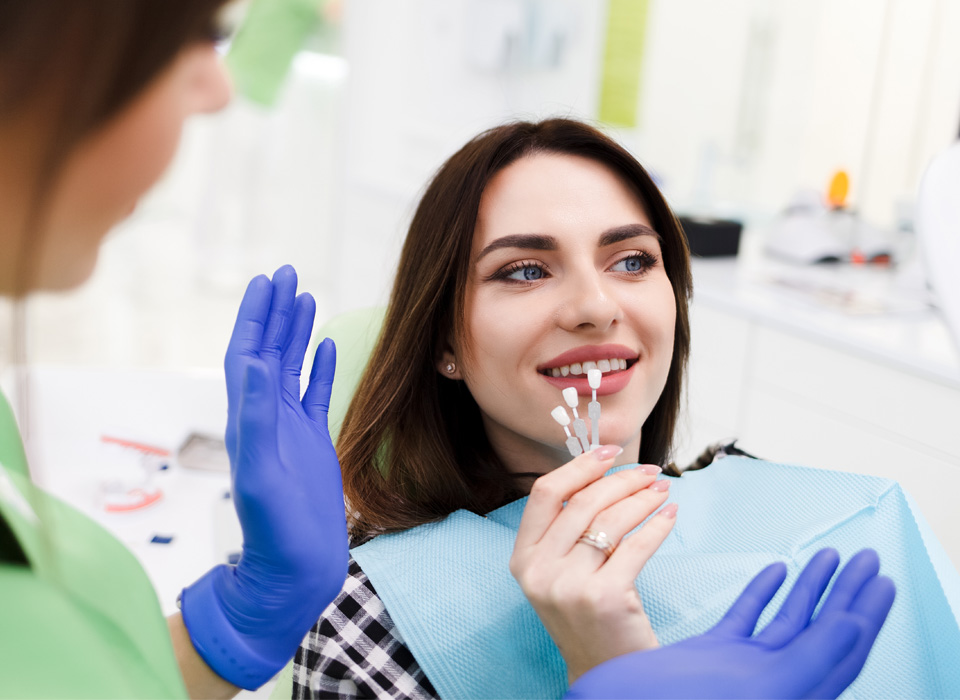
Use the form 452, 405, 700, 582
576, 529, 616, 559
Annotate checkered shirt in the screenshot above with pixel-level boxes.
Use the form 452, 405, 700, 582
292, 557, 439, 699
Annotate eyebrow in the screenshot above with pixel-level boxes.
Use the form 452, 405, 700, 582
476, 223, 660, 261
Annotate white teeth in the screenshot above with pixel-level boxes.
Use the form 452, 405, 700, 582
544, 358, 631, 377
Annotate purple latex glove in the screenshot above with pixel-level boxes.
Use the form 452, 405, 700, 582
565, 548, 895, 699
181, 266, 349, 689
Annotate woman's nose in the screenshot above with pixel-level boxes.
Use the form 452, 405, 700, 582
557, 270, 623, 332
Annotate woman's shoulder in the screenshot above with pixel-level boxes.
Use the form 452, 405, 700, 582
292, 555, 439, 699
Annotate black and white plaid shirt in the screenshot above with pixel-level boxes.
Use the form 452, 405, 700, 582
291, 442, 750, 699
292, 557, 438, 699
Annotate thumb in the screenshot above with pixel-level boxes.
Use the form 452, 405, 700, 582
302, 337, 336, 423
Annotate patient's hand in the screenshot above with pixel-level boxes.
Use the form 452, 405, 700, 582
509, 445, 676, 683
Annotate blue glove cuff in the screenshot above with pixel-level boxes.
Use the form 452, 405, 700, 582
180, 565, 281, 691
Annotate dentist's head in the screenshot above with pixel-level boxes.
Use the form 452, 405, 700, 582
0, 0, 232, 296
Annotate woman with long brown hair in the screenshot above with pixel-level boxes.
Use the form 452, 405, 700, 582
0, 3, 349, 697
292, 119, 896, 699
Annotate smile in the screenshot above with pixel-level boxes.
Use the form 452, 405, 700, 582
539, 357, 634, 378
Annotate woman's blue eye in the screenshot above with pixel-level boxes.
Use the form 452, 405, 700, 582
506, 265, 544, 281
612, 255, 645, 273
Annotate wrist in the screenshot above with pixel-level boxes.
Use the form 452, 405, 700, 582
180, 565, 283, 691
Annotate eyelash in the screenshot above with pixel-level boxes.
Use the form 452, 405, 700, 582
489, 251, 660, 284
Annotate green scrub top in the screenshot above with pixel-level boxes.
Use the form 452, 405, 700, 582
0, 390, 187, 698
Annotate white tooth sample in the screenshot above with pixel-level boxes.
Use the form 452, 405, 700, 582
587, 369, 602, 449
551, 405, 583, 457
587, 369, 602, 389
598, 359, 611, 372
560, 365, 570, 377
551, 368, 561, 377
570, 362, 582, 375
562, 387, 590, 451
582, 361, 598, 372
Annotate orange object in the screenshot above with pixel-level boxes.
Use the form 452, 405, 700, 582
827, 170, 849, 209
101, 435, 170, 456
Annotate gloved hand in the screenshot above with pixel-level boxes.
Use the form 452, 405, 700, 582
180, 266, 349, 690
565, 548, 896, 700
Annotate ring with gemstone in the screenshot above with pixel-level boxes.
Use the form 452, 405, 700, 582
576, 529, 616, 559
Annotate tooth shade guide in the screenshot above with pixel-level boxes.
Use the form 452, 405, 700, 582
551, 405, 571, 426
562, 387, 579, 409
587, 369, 602, 390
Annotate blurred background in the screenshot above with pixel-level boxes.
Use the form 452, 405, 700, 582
3, 0, 959, 601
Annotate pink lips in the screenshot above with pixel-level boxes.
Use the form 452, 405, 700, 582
538, 344, 638, 397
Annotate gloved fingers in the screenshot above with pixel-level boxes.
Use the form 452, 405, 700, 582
233, 359, 283, 497
755, 549, 840, 648
814, 549, 880, 618
527, 466, 659, 559
770, 612, 861, 699
225, 275, 273, 392
280, 293, 317, 399
802, 575, 895, 699
224, 275, 273, 459
710, 561, 788, 639
260, 266, 299, 360
302, 337, 337, 424
601, 498, 677, 581
512, 448, 625, 551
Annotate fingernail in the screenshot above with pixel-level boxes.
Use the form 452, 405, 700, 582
244, 363, 268, 394
649, 479, 670, 492
637, 464, 662, 475
594, 445, 623, 460
658, 503, 678, 518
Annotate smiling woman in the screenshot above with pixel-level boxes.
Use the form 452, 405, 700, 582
292, 119, 694, 698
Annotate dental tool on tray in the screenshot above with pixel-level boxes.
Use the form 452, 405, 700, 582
551, 406, 584, 457
563, 387, 591, 452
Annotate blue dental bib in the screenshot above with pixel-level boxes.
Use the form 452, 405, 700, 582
352, 457, 960, 699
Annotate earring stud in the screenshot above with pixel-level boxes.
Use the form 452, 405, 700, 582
445, 362, 456, 374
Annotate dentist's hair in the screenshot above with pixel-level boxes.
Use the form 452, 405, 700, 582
0, 0, 230, 295
338, 118, 692, 541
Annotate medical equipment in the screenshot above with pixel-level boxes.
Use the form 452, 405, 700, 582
562, 387, 590, 452
587, 369, 601, 449
916, 141, 960, 351
550, 406, 583, 457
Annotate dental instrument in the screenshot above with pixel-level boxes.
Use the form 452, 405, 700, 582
562, 387, 591, 452
587, 368, 601, 449
551, 405, 584, 457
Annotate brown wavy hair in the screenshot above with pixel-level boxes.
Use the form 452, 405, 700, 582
338, 119, 692, 541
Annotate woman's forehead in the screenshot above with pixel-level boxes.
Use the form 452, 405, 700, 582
474, 152, 651, 249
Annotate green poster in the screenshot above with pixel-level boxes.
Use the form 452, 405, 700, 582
599, 0, 650, 128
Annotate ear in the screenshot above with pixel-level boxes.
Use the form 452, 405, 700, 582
436, 348, 463, 380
